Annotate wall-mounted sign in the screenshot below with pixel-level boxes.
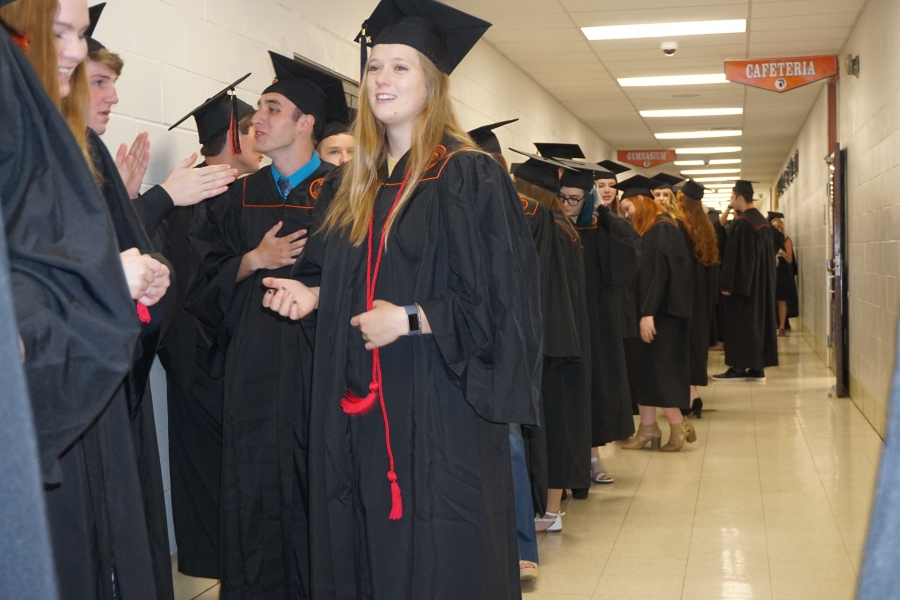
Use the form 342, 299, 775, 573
617, 149, 676, 168
777, 150, 800, 196
725, 55, 838, 93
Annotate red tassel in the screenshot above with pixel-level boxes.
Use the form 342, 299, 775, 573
340, 382, 379, 414
11, 30, 30, 51
388, 471, 402, 520
229, 94, 242, 156
136, 302, 151, 325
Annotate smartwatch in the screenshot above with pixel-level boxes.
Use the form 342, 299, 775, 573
404, 304, 421, 336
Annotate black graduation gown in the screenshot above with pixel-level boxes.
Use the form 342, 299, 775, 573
0, 193, 59, 600
775, 237, 799, 318
576, 207, 639, 446
677, 220, 716, 387
296, 141, 542, 600
518, 197, 552, 515
625, 215, 692, 409
88, 130, 175, 600
187, 160, 333, 599
0, 24, 151, 600
155, 163, 227, 579
542, 216, 592, 490
720, 208, 779, 370
708, 210, 726, 346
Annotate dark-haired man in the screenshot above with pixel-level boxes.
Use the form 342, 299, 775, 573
712, 180, 778, 381
185, 51, 348, 597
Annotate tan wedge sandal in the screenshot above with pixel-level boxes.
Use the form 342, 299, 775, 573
620, 422, 663, 450
660, 418, 698, 452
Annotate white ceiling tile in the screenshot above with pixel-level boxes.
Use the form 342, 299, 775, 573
747, 40, 846, 55
751, 0, 864, 19
484, 14, 574, 30
569, 5, 750, 28
494, 40, 594, 55
750, 13, 859, 31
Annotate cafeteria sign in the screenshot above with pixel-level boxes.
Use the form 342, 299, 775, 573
725, 55, 838, 92
617, 149, 676, 168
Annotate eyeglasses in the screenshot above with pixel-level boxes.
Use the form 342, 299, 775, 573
557, 193, 585, 206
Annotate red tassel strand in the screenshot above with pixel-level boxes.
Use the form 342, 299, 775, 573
229, 94, 242, 156
136, 302, 151, 325
340, 170, 410, 520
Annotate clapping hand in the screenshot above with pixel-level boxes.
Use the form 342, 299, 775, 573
115, 132, 151, 199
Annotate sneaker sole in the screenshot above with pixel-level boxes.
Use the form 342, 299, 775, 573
711, 376, 751, 382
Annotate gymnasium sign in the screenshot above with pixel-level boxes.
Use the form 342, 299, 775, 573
617, 149, 676, 168
725, 55, 838, 92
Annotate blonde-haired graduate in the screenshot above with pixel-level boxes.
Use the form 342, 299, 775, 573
262, 0, 542, 597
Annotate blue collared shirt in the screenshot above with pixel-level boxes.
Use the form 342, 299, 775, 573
271, 152, 322, 199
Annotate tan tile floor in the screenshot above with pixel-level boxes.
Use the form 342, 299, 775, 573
173, 331, 881, 600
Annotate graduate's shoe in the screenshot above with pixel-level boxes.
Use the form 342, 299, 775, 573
681, 398, 703, 418
712, 367, 749, 381
620, 423, 662, 450
519, 560, 539, 581
571, 488, 589, 500
746, 369, 766, 381
660, 419, 698, 452
535, 511, 564, 533
591, 456, 614, 484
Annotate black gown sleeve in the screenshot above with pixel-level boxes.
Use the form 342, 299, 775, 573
132, 185, 174, 239
637, 223, 672, 318
417, 152, 542, 425
598, 205, 642, 287
720, 219, 756, 296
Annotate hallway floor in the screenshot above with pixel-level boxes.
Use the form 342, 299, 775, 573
172, 331, 882, 600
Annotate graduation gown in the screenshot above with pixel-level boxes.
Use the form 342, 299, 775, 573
518, 197, 552, 515
625, 215, 692, 409
187, 160, 333, 599
88, 130, 175, 600
296, 141, 542, 600
720, 208, 779, 370
576, 207, 639, 446
155, 164, 227, 579
708, 210, 727, 346
775, 237, 799, 318
677, 220, 717, 387
0, 24, 148, 600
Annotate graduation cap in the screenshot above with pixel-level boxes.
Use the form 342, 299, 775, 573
509, 148, 573, 193
652, 172, 684, 191
319, 107, 358, 142
733, 180, 757, 198
169, 74, 254, 154
707, 207, 722, 214
767, 211, 785, 221
264, 51, 349, 140
86, 3, 106, 53
534, 143, 585, 160
594, 160, 631, 181
355, 0, 491, 76
680, 179, 706, 201
614, 175, 660, 200
468, 119, 518, 154
550, 159, 603, 190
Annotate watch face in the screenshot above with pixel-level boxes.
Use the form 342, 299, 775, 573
407, 311, 420, 333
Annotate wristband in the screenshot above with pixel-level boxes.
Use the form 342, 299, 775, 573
405, 304, 421, 336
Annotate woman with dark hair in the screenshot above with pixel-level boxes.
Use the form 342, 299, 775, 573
771, 216, 799, 335
261, 0, 542, 597
617, 176, 698, 453
673, 180, 720, 418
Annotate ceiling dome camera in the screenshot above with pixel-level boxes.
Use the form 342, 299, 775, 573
661, 41, 678, 56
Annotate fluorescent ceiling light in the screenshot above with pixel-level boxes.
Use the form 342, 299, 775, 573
583, 19, 746, 41
640, 108, 743, 118
675, 146, 742, 154
694, 176, 740, 182
674, 160, 705, 166
618, 74, 728, 87
680, 168, 742, 175
656, 130, 742, 140
710, 158, 741, 165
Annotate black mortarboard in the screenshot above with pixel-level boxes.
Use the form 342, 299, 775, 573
595, 160, 631, 181
708, 207, 721, 214
509, 149, 573, 193
767, 211, 785, 221
733, 180, 757, 198
86, 3, 105, 53
320, 107, 357, 142
534, 143, 585, 160
614, 175, 660, 200
356, 0, 491, 76
264, 51, 349, 139
680, 179, 706, 201
468, 119, 517, 155
652, 172, 684, 191
169, 74, 254, 153
552, 159, 602, 190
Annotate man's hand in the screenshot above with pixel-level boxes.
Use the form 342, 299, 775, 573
351, 300, 409, 350
247, 222, 308, 271
120, 248, 159, 300
262, 277, 319, 320
160, 153, 238, 207
140, 261, 171, 307
639, 315, 656, 344
721, 291, 731, 296
115, 132, 151, 199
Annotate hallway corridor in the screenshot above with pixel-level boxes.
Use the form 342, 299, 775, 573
523, 334, 880, 600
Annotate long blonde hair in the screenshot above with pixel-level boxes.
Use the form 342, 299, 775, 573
1, 0, 94, 172
322, 49, 474, 245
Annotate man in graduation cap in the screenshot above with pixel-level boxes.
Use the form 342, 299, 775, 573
713, 180, 779, 381
185, 50, 347, 598
317, 108, 356, 166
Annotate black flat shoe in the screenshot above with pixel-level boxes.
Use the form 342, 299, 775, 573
571, 488, 589, 500
712, 368, 749, 381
